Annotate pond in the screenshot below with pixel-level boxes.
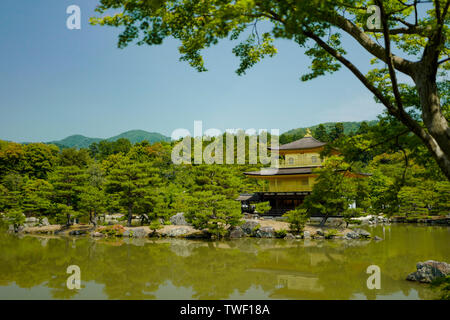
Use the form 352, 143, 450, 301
0, 224, 449, 300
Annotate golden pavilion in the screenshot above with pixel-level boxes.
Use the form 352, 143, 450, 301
238, 129, 350, 216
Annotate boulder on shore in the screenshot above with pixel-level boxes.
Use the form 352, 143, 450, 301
241, 220, 260, 235
123, 228, 147, 238
284, 233, 295, 240
40, 217, 50, 226
229, 227, 245, 239
315, 229, 324, 236
255, 226, 275, 238
406, 260, 450, 283
170, 213, 190, 226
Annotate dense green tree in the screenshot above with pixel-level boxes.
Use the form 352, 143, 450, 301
329, 123, 345, 141
283, 208, 309, 234
22, 143, 59, 179
21, 179, 54, 218
314, 124, 329, 142
48, 166, 86, 225
398, 186, 430, 216
183, 191, 243, 238
302, 156, 359, 225
105, 160, 161, 226
5, 208, 25, 232
79, 186, 107, 226
255, 201, 271, 215
0, 140, 25, 177
58, 148, 91, 168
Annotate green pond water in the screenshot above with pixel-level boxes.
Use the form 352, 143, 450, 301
0, 224, 448, 300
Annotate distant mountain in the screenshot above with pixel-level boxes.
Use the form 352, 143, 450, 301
48, 130, 170, 149
49, 135, 103, 149
106, 130, 170, 145
281, 120, 378, 139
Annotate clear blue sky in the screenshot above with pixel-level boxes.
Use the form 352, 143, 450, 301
0, 0, 385, 142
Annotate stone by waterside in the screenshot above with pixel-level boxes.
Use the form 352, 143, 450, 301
344, 231, 359, 239
229, 227, 245, 239
315, 229, 324, 236
169, 212, 190, 226
353, 228, 371, 238
157, 225, 209, 239
241, 220, 260, 235
284, 233, 295, 240
406, 260, 450, 283
123, 228, 147, 238
91, 232, 104, 237
255, 226, 275, 238
352, 215, 390, 225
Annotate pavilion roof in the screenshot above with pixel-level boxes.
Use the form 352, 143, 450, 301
269, 136, 326, 151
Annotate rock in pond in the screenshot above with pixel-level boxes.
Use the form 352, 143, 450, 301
303, 231, 311, 239
69, 230, 88, 236
354, 228, 371, 238
91, 232, 104, 238
373, 236, 383, 241
406, 260, 450, 283
344, 231, 359, 239
284, 233, 295, 240
315, 229, 325, 236
255, 226, 275, 238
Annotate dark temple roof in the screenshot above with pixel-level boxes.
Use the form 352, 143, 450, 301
244, 167, 372, 177
244, 167, 316, 176
269, 136, 326, 151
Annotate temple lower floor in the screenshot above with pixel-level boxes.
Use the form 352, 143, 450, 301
238, 192, 311, 216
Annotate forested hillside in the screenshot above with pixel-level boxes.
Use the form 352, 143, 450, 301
47, 130, 170, 149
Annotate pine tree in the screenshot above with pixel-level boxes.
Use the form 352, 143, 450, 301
48, 166, 86, 225
105, 160, 161, 226
314, 124, 329, 142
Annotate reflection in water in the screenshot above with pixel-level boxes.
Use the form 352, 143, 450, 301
0, 225, 448, 300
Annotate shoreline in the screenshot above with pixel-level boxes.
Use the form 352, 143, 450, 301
6, 214, 449, 240
9, 218, 375, 240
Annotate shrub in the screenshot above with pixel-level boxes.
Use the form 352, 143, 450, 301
255, 202, 271, 215
274, 229, 287, 238
98, 224, 125, 237
431, 276, 450, 300
5, 209, 25, 232
149, 220, 162, 235
325, 229, 338, 239
283, 208, 309, 235
343, 208, 364, 227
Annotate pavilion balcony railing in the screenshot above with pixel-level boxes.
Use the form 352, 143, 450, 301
278, 159, 323, 168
